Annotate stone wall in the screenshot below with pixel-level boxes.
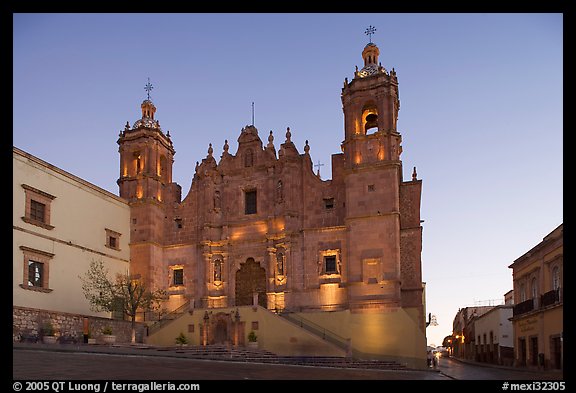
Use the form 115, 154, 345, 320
13, 306, 146, 343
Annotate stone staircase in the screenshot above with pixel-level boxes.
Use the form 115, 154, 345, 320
140, 344, 407, 370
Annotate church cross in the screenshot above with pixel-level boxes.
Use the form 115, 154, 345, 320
314, 160, 324, 176
144, 78, 154, 100
365, 25, 376, 43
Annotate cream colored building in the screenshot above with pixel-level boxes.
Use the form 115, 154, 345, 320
509, 223, 563, 370
13, 147, 131, 318
474, 304, 514, 366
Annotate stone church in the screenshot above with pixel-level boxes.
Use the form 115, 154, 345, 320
116, 40, 426, 365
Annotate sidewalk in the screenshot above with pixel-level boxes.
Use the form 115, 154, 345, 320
449, 356, 563, 379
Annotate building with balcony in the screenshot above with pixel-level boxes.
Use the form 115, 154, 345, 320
509, 223, 563, 370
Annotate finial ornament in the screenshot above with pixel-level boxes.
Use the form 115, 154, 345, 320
304, 140, 310, 154
286, 127, 292, 142
365, 25, 376, 43
223, 139, 229, 153
267, 130, 274, 149
412, 166, 417, 181
144, 77, 154, 100
208, 143, 213, 157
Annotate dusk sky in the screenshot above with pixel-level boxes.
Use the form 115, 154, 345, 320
13, 13, 563, 347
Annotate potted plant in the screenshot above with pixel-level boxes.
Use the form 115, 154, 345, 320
87, 331, 96, 345
42, 321, 57, 344
175, 332, 189, 347
101, 326, 116, 344
247, 331, 258, 349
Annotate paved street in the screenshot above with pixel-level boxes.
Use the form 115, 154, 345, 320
438, 357, 563, 381
13, 347, 445, 380
13, 344, 563, 381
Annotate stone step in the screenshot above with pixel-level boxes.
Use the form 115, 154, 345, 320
114, 343, 407, 370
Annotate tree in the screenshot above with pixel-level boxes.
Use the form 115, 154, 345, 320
442, 335, 454, 349
80, 259, 166, 343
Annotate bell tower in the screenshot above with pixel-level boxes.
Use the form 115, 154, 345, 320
339, 31, 424, 324
116, 79, 175, 289
341, 43, 401, 167
117, 80, 175, 203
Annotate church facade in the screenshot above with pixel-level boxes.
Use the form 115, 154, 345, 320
117, 41, 426, 365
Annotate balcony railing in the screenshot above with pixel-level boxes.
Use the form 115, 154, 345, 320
513, 299, 534, 316
540, 288, 561, 308
513, 288, 562, 317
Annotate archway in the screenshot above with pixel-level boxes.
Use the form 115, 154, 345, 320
235, 258, 267, 307
214, 319, 227, 344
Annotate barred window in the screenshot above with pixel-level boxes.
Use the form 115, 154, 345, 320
325, 256, 337, 274
30, 200, 46, 222
173, 268, 184, 286
21, 184, 56, 230
28, 260, 44, 287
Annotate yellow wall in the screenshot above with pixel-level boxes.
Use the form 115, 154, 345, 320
295, 307, 427, 368
146, 305, 427, 368
146, 305, 346, 357
13, 147, 130, 317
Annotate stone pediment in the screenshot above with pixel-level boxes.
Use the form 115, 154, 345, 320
237, 125, 263, 146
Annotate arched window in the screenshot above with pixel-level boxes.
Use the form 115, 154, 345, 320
159, 155, 167, 181
134, 152, 142, 174
552, 266, 560, 290
519, 283, 526, 302
531, 277, 538, 299
361, 102, 378, 134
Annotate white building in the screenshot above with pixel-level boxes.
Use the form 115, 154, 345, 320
13, 146, 130, 318
474, 304, 514, 366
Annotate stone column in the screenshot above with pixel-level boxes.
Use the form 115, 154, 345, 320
233, 309, 241, 347
202, 311, 209, 346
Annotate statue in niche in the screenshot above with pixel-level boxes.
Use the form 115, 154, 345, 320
277, 252, 285, 276
276, 180, 283, 203
214, 259, 222, 282
214, 190, 221, 210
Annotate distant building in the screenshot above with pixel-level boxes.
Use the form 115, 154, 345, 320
13, 147, 132, 341
509, 224, 563, 370
474, 303, 514, 366
451, 306, 494, 361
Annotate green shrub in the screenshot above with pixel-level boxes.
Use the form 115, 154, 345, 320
175, 332, 189, 345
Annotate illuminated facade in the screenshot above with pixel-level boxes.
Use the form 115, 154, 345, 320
117, 41, 426, 366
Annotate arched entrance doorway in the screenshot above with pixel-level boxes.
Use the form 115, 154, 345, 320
214, 319, 227, 344
235, 258, 267, 307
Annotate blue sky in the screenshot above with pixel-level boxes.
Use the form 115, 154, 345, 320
13, 13, 563, 347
